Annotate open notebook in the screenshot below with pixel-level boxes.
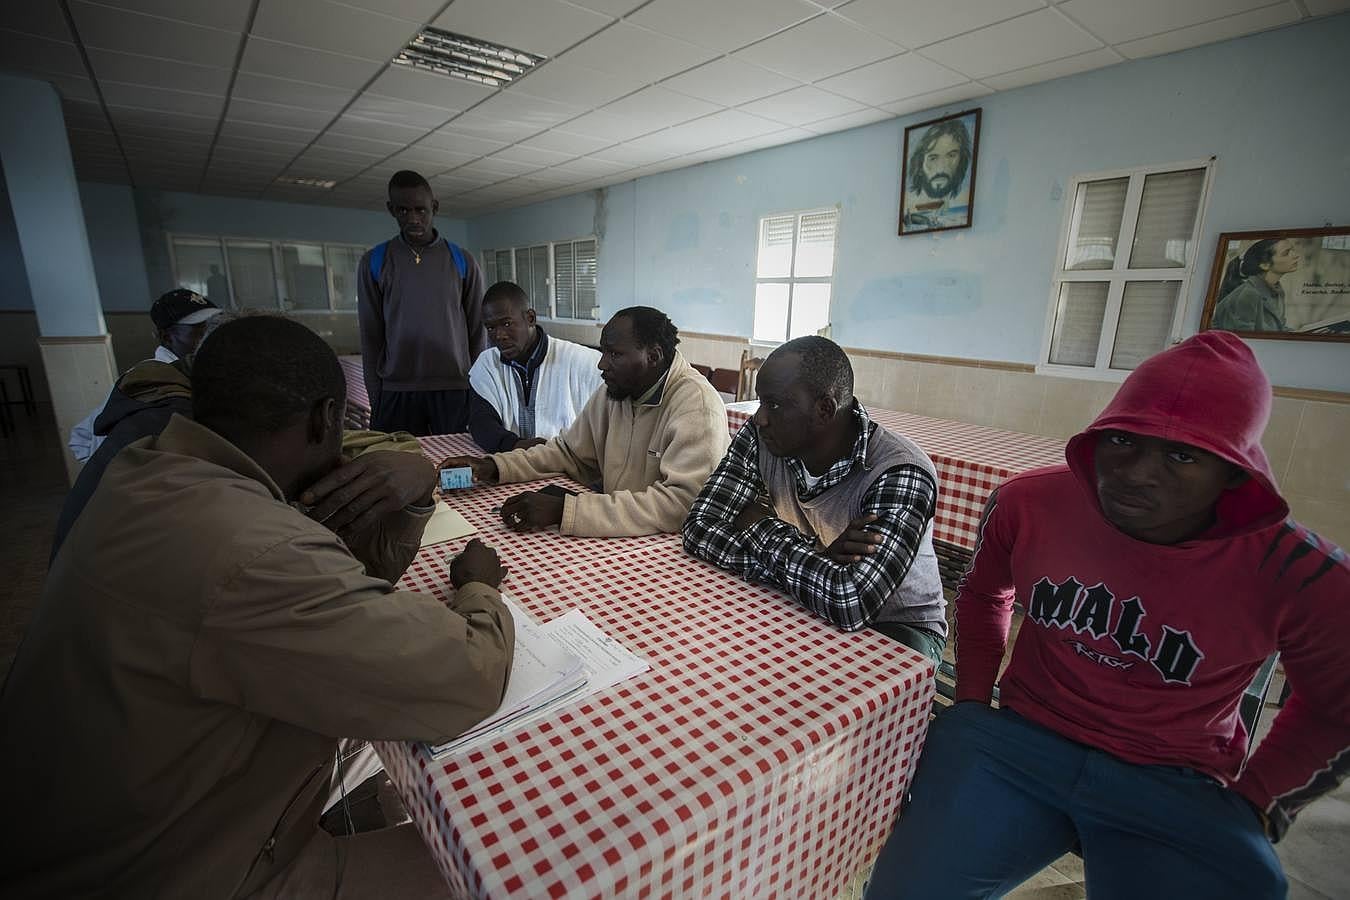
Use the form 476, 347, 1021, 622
427, 594, 649, 759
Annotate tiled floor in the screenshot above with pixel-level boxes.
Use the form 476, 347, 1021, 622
2, 406, 1346, 898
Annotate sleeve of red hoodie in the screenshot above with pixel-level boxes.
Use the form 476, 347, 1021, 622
1231, 531, 1350, 842
953, 488, 1019, 704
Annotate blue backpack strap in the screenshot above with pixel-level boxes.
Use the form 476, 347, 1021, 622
445, 239, 468, 280
368, 240, 390, 282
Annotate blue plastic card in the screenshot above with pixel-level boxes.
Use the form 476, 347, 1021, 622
439, 466, 474, 491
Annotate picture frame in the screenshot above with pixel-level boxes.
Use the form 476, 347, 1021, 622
1199, 226, 1350, 342
898, 108, 981, 237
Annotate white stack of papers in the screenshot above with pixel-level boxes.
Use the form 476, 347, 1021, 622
427, 595, 650, 759
419, 501, 476, 547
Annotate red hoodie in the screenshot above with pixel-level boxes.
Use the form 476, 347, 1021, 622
955, 332, 1349, 840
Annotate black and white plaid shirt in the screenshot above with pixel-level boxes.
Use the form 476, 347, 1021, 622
682, 403, 936, 631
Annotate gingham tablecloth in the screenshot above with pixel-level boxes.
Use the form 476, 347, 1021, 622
725, 401, 1065, 552
339, 355, 370, 429
375, 434, 936, 899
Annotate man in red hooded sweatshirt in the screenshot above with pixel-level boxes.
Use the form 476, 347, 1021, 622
864, 332, 1348, 898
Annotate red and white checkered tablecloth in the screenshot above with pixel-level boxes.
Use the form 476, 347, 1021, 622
725, 401, 1065, 552
376, 436, 936, 899
339, 355, 371, 429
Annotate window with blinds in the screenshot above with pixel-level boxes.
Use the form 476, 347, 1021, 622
169, 234, 368, 313
1043, 161, 1212, 376
754, 208, 840, 344
478, 237, 599, 321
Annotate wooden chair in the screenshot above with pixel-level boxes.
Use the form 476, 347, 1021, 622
735, 349, 764, 402
707, 368, 739, 399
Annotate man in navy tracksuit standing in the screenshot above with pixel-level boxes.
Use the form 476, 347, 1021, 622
357, 169, 487, 436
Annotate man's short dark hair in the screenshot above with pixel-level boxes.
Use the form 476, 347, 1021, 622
192, 316, 345, 434
776, 335, 853, 406
612, 306, 679, 361
483, 281, 530, 312
388, 170, 432, 195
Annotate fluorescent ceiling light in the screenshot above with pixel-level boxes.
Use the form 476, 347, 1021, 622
392, 27, 545, 87
276, 176, 338, 189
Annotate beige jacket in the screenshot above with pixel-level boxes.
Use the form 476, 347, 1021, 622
492, 351, 729, 536
0, 415, 514, 899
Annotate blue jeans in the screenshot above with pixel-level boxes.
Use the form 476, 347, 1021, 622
864, 703, 1285, 899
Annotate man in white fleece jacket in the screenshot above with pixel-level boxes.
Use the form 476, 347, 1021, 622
441, 306, 728, 537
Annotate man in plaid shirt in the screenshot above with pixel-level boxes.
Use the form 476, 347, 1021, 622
682, 336, 947, 661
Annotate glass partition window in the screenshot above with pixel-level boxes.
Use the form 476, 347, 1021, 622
1043, 161, 1211, 375
480, 237, 599, 321
169, 234, 369, 312
753, 208, 839, 344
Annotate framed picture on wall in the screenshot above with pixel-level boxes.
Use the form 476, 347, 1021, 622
1199, 226, 1350, 342
898, 108, 981, 236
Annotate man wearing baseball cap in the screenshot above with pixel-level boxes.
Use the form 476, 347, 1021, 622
68, 288, 222, 462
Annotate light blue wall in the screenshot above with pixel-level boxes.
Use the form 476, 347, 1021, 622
0, 160, 35, 311
467, 13, 1350, 392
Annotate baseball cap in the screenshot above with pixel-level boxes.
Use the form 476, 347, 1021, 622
151, 288, 222, 331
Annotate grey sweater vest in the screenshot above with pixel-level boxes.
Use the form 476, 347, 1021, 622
759, 425, 947, 636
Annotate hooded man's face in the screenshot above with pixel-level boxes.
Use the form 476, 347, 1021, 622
1093, 430, 1246, 544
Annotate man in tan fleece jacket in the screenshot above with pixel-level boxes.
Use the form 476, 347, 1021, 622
441, 306, 728, 537
0, 317, 514, 899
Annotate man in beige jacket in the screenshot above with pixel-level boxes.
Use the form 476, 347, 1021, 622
0, 316, 515, 899
442, 306, 728, 537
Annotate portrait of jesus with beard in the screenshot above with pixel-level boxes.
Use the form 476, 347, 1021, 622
899, 109, 981, 235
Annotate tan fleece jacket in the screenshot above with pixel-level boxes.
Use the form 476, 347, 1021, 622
491, 351, 729, 536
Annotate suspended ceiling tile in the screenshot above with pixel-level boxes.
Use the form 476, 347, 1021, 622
559, 22, 717, 85
100, 81, 225, 118
346, 94, 456, 130
0, 4, 74, 41
816, 53, 967, 107
733, 14, 900, 83
381, 147, 481, 173
801, 106, 894, 135
90, 0, 254, 32
659, 57, 801, 107
738, 86, 865, 127
45, 74, 100, 104
589, 142, 680, 167
365, 66, 498, 111
252, 0, 418, 62
451, 157, 542, 179
555, 108, 656, 143
922, 8, 1101, 80
218, 117, 322, 145
981, 47, 1122, 90
834, 0, 1047, 49
69, 2, 239, 68
565, 0, 647, 16
1060, 0, 1276, 45
508, 60, 636, 109
597, 86, 720, 132
231, 72, 357, 112
328, 113, 427, 146
554, 155, 644, 177
488, 144, 576, 167
660, 108, 785, 149
432, 0, 611, 57
627, 0, 820, 53
516, 129, 614, 156
1305, 0, 1350, 12
1114, 3, 1303, 59
469, 91, 586, 132
311, 131, 404, 158
108, 104, 220, 133
0, 30, 88, 79
227, 97, 335, 130
86, 48, 233, 96
420, 127, 509, 156
705, 126, 814, 158
880, 82, 991, 118
436, 110, 546, 143
239, 37, 384, 90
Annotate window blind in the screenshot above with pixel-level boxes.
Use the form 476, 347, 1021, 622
1129, 169, 1204, 268
1065, 178, 1127, 271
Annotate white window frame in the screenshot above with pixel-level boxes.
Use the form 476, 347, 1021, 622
166, 232, 369, 314
752, 206, 841, 348
1037, 158, 1216, 380
480, 235, 600, 323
